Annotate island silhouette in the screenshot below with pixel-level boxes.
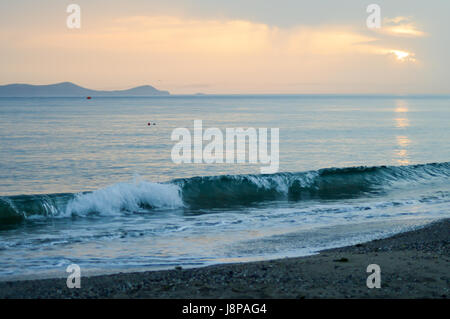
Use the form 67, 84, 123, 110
0, 82, 170, 97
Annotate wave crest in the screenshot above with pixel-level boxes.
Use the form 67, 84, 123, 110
65, 180, 183, 217
1, 162, 449, 225
175, 162, 450, 206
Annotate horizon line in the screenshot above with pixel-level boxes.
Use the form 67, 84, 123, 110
1, 81, 449, 97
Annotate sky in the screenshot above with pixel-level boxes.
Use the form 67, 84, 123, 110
0, 0, 449, 94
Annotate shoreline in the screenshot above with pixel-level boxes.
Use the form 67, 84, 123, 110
0, 218, 448, 298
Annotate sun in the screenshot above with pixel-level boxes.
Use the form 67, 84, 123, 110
389, 50, 416, 62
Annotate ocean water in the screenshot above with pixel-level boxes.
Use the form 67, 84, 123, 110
0, 95, 449, 280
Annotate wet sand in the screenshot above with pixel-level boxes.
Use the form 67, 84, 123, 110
0, 218, 448, 299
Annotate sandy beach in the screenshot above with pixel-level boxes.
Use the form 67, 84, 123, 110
0, 218, 448, 299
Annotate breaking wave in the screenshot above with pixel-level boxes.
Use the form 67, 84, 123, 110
1, 162, 449, 225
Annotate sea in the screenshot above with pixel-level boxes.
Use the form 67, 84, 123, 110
0, 95, 449, 280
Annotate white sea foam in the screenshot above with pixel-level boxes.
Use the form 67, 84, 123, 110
64, 180, 183, 217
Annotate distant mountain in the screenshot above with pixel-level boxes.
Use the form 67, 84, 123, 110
0, 82, 170, 97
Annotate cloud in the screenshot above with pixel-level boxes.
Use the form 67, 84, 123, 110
21, 15, 414, 59
0, 15, 421, 93
379, 16, 426, 38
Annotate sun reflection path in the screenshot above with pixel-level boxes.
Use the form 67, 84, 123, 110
394, 100, 411, 165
